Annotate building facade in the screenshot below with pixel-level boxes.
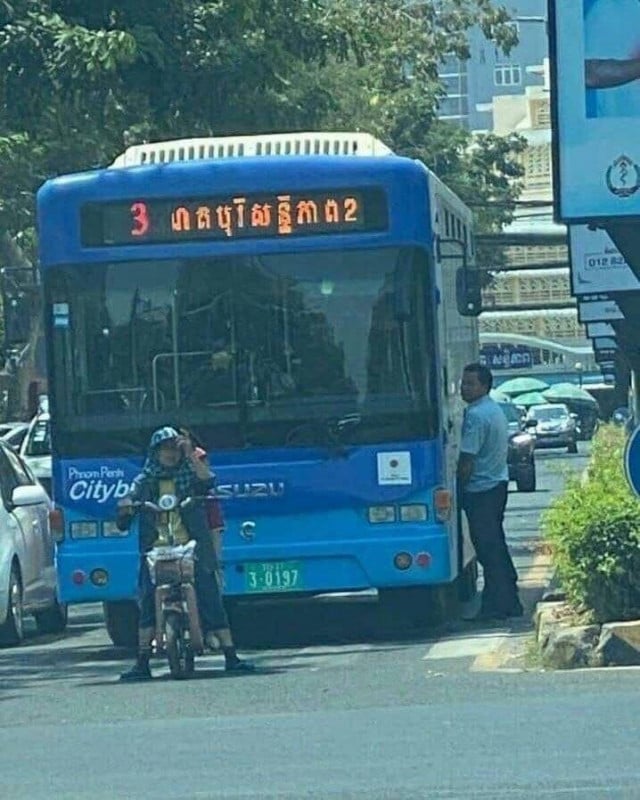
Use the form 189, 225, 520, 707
438, 0, 548, 131
437, 4, 609, 386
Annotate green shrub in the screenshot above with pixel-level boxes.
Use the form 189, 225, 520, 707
542, 425, 640, 623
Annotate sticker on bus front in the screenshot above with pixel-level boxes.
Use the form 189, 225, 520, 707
377, 451, 412, 486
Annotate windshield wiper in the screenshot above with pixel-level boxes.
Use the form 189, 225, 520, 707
284, 414, 360, 459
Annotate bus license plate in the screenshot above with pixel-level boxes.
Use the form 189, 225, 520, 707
244, 561, 303, 593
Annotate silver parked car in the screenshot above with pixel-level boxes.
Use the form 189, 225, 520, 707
19, 411, 52, 497
0, 439, 66, 645
0, 421, 30, 451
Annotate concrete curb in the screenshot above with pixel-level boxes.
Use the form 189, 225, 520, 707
534, 600, 640, 669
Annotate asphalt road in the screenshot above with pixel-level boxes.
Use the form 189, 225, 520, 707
5, 443, 640, 799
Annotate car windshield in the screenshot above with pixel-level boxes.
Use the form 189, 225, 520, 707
23, 418, 51, 457
499, 403, 521, 424
532, 406, 567, 421
46, 247, 439, 455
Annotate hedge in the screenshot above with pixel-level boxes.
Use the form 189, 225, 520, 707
542, 425, 640, 623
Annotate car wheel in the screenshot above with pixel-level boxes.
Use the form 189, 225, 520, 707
516, 462, 537, 493
35, 597, 68, 635
0, 565, 24, 646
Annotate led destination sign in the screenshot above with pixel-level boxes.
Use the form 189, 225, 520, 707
81, 187, 388, 246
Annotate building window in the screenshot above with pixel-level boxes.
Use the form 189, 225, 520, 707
534, 103, 551, 128
441, 73, 468, 96
522, 145, 551, 189
438, 95, 469, 118
441, 55, 466, 75
494, 65, 522, 87
505, 245, 568, 267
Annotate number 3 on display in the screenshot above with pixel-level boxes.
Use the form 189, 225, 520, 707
130, 202, 150, 237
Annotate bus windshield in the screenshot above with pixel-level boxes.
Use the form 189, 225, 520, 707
47, 247, 438, 456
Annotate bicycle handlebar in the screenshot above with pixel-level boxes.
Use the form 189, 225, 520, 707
120, 496, 211, 514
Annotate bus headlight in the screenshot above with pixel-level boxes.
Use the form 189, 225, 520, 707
102, 521, 128, 537
368, 506, 396, 523
69, 521, 99, 539
393, 552, 413, 570
90, 568, 109, 587
399, 504, 428, 522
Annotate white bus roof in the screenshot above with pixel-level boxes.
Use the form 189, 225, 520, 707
111, 132, 394, 168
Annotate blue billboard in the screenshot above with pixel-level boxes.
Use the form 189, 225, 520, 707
480, 344, 533, 370
550, 0, 640, 220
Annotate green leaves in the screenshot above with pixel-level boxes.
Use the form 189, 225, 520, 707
543, 426, 640, 623
0, 0, 526, 262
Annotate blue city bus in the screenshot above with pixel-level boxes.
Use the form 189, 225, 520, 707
36, 132, 481, 646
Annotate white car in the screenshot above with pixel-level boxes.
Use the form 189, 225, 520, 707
20, 411, 51, 497
0, 439, 66, 645
0, 421, 29, 450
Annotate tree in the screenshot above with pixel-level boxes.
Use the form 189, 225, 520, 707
0, 0, 524, 412
0, 1, 521, 252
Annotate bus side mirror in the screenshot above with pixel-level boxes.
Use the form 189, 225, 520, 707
456, 267, 482, 317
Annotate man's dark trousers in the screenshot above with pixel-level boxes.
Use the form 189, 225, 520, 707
462, 481, 519, 615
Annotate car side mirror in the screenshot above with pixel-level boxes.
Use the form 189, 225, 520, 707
455, 267, 482, 317
12, 484, 49, 507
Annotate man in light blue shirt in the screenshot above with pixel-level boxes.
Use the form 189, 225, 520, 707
458, 363, 522, 621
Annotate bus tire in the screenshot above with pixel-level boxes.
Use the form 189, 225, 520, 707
378, 584, 456, 629
35, 598, 68, 635
103, 601, 138, 649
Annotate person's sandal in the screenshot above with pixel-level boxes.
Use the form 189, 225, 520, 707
225, 658, 255, 672
119, 661, 152, 682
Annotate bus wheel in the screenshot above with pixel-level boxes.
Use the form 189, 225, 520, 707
103, 601, 138, 649
378, 584, 456, 629
35, 598, 68, 635
457, 558, 478, 603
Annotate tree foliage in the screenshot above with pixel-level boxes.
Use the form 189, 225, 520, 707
543, 426, 640, 623
0, 0, 524, 258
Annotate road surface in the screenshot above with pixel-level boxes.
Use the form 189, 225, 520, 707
5, 444, 638, 799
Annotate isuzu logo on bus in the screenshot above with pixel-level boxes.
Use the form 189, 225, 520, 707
215, 482, 285, 499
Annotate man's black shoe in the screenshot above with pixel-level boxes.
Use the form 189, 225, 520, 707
473, 607, 508, 623
119, 661, 152, 682
507, 601, 524, 618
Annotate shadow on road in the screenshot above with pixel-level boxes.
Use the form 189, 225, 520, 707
0, 593, 451, 693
